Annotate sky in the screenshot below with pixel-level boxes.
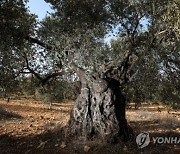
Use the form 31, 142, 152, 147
27, 0, 53, 20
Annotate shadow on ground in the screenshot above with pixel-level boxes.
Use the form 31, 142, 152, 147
0, 121, 179, 154
0, 106, 22, 121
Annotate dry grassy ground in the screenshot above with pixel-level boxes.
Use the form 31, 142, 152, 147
0, 99, 179, 154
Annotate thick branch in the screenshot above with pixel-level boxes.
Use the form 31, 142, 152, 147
23, 52, 43, 81
40, 71, 64, 86
66, 51, 88, 86
25, 36, 53, 50
104, 52, 134, 85
23, 52, 64, 86
13, 67, 25, 79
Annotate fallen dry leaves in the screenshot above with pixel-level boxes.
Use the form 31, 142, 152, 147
37, 140, 48, 149
0, 99, 179, 154
60, 141, 67, 149
83, 145, 91, 152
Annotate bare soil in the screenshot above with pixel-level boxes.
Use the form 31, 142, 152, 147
0, 99, 179, 154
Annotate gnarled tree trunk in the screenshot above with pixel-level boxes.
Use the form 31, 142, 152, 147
65, 53, 134, 142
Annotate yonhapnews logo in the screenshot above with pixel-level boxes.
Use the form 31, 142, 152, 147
136, 132, 180, 148
136, 133, 150, 148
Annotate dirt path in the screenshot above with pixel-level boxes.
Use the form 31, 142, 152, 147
0, 99, 179, 154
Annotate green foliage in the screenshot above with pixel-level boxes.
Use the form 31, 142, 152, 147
45, 0, 110, 33
21, 75, 80, 102
34, 80, 80, 102
0, 0, 37, 97
20, 75, 37, 96
0, 0, 36, 46
0, 0, 179, 107
109, 0, 179, 106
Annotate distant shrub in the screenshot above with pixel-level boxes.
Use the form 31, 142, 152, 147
34, 80, 80, 103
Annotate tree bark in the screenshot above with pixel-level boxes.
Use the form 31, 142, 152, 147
65, 54, 133, 142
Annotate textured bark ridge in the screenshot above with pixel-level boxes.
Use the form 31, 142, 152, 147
65, 77, 132, 142
65, 52, 134, 142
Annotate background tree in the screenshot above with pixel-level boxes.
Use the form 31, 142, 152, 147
151, 0, 180, 108
109, 0, 180, 109
0, 0, 36, 97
